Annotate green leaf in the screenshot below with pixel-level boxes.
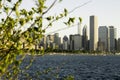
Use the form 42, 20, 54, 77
46, 16, 52, 21
59, 0, 62, 2
48, 23, 52, 26
70, 17, 75, 23
64, 22, 68, 25
4, 7, 9, 14
64, 8, 68, 16
20, 9, 28, 16
16, 10, 20, 17
79, 17, 82, 23
56, 16, 59, 20
14, 60, 20, 66
19, 18, 26, 26
7, 0, 11, 2
60, 14, 63, 17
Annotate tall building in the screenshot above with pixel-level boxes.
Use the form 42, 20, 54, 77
63, 35, 69, 50
114, 28, 117, 51
117, 38, 120, 52
108, 26, 117, 52
46, 35, 54, 48
90, 15, 98, 51
39, 36, 47, 50
98, 26, 108, 51
82, 25, 88, 50
54, 33, 61, 49
70, 35, 74, 50
78, 23, 82, 49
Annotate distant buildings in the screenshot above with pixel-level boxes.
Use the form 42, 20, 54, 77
90, 15, 98, 51
37, 15, 119, 52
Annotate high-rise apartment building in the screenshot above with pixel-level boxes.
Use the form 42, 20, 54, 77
98, 26, 108, 51
90, 15, 98, 51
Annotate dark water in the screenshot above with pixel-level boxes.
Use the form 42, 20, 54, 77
20, 54, 120, 80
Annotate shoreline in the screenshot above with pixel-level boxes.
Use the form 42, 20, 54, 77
43, 52, 120, 56
26, 51, 120, 56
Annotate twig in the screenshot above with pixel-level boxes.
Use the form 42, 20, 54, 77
43, 0, 57, 15
69, 0, 92, 14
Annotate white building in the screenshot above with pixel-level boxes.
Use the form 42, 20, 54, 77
90, 15, 98, 51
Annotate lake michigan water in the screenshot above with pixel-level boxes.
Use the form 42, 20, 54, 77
20, 54, 120, 80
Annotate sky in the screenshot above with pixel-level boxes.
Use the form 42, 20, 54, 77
21, 0, 120, 38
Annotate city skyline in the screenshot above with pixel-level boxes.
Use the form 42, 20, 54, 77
39, 15, 119, 52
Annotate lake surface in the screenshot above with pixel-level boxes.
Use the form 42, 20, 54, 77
20, 54, 120, 80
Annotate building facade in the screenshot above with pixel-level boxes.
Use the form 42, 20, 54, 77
98, 26, 108, 51
117, 38, 120, 52
108, 26, 117, 52
46, 35, 54, 49
70, 34, 81, 50
63, 36, 69, 50
90, 15, 98, 51
54, 33, 61, 49
82, 25, 88, 50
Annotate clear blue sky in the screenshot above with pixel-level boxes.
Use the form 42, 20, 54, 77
21, 0, 120, 38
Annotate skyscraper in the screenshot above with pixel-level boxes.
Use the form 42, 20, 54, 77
78, 23, 82, 49
63, 35, 69, 50
46, 35, 54, 48
108, 26, 117, 52
82, 25, 88, 50
117, 38, 120, 51
90, 15, 98, 51
54, 33, 61, 49
98, 26, 108, 51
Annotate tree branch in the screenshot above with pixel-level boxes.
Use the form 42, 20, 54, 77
69, 0, 92, 14
43, 0, 57, 15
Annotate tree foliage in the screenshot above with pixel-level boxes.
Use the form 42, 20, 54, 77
0, 0, 84, 79
0, 0, 70, 79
